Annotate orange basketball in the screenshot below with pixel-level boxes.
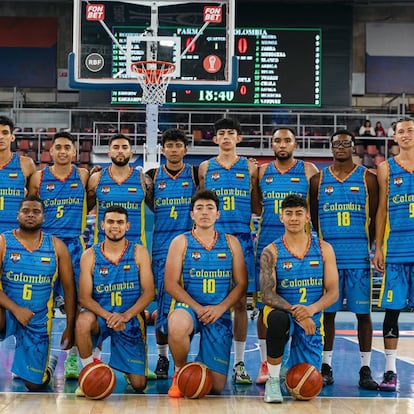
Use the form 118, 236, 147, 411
78, 361, 116, 400
285, 362, 323, 400
177, 362, 213, 399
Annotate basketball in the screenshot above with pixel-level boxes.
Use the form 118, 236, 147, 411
285, 362, 323, 401
176, 362, 213, 399
78, 361, 116, 400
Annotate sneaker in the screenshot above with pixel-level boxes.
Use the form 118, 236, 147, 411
168, 372, 183, 398
55, 295, 65, 314
379, 370, 397, 392
264, 376, 283, 403
256, 361, 269, 384
47, 354, 58, 379
233, 361, 253, 384
64, 354, 79, 380
155, 355, 169, 379
75, 386, 85, 397
147, 368, 157, 380
359, 366, 378, 390
321, 363, 334, 386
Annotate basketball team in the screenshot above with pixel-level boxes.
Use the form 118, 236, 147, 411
0, 114, 413, 402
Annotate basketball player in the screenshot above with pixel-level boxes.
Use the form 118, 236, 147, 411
87, 133, 153, 245
309, 130, 379, 390
146, 129, 198, 379
0, 196, 76, 390
199, 118, 260, 384
165, 189, 247, 397
373, 117, 414, 391
255, 127, 318, 384
260, 194, 338, 403
75, 205, 154, 394
28, 131, 90, 380
0, 116, 36, 232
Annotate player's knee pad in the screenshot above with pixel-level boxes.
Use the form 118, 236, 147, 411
266, 310, 290, 358
383, 309, 400, 339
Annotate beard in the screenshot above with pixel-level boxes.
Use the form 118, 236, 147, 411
275, 152, 292, 161
105, 233, 126, 242
19, 222, 42, 232
111, 156, 130, 167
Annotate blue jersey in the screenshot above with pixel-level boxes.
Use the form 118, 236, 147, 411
273, 234, 324, 324
204, 157, 252, 234
152, 164, 196, 259
180, 230, 234, 319
0, 153, 26, 232
39, 166, 87, 239
0, 231, 58, 320
317, 165, 371, 269
94, 166, 146, 245
91, 241, 142, 312
257, 159, 309, 258
384, 157, 414, 263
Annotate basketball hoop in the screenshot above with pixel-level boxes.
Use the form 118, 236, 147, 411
131, 60, 175, 106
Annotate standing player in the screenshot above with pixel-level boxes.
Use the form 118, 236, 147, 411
0, 196, 76, 390
146, 129, 198, 379
0, 116, 36, 231
75, 206, 154, 394
260, 194, 338, 403
373, 117, 414, 391
255, 127, 318, 384
87, 133, 153, 245
309, 130, 379, 389
165, 189, 247, 397
199, 117, 260, 384
28, 131, 90, 380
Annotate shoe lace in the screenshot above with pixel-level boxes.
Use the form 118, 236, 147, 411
236, 362, 249, 378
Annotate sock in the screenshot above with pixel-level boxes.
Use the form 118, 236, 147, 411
259, 339, 267, 362
360, 351, 371, 368
384, 349, 397, 373
174, 366, 180, 374
92, 347, 102, 361
234, 340, 246, 365
322, 350, 333, 366
267, 363, 281, 378
157, 344, 168, 358
80, 356, 94, 368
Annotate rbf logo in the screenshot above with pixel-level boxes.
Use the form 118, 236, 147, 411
203, 6, 222, 23
86, 4, 105, 21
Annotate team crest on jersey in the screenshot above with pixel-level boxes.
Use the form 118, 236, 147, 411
101, 186, 110, 194
10, 252, 21, 263
192, 251, 201, 260
158, 182, 167, 190
46, 183, 55, 192
265, 176, 273, 185
99, 267, 109, 277
283, 261, 292, 271
211, 172, 220, 181
324, 186, 334, 195
394, 177, 403, 187
290, 177, 300, 183
217, 253, 227, 260
236, 173, 245, 180
182, 181, 189, 188
310, 260, 320, 267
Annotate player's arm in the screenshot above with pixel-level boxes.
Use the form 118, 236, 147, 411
198, 161, 208, 189
305, 161, 319, 180
55, 236, 77, 350
78, 167, 90, 189
260, 243, 293, 312
249, 161, 261, 215
86, 171, 101, 212
143, 172, 154, 211
27, 170, 41, 196
20, 155, 37, 190
309, 172, 321, 233
372, 161, 388, 272
366, 169, 379, 248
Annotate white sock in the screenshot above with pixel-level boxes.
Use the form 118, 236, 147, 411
259, 339, 267, 362
157, 344, 168, 358
322, 351, 333, 366
80, 356, 94, 368
92, 347, 102, 360
384, 349, 397, 373
360, 351, 371, 368
268, 363, 281, 378
234, 340, 246, 365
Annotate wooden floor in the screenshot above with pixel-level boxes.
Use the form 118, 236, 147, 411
0, 311, 413, 414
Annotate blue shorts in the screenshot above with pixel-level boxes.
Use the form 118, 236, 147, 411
325, 268, 372, 314
233, 233, 256, 293
263, 306, 323, 370
93, 314, 147, 376
172, 302, 233, 376
152, 257, 172, 334
379, 263, 414, 309
0, 311, 51, 384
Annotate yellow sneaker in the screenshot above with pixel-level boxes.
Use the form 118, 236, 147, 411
168, 372, 183, 398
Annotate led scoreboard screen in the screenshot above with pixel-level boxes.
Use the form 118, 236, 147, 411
111, 27, 321, 107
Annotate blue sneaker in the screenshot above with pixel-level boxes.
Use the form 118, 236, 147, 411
264, 376, 283, 403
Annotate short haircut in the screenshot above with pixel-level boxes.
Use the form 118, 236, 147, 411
19, 195, 44, 212
103, 205, 129, 220
52, 131, 75, 143
395, 117, 414, 128
272, 126, 296, 136
109, 133, 131, 146
0, 116, 14, 131
214, 117, 241, 135
162, 128, 188, 147
281, 194, 307, 210
330, 129, 355, 143
191, 189, 220, 210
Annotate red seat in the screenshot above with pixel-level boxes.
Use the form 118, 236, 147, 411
40, 151, 52, 163
19, 139, 30, 151
79, 151, 91, 164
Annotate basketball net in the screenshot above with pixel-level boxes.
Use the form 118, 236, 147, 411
131, 60, 175, 106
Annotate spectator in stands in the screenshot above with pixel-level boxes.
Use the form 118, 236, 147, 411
359, 120, 375, 137
387, 122, 396, 137
375, 121, 386, 137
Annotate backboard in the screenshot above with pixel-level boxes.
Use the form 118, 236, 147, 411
69, 0, 236, 90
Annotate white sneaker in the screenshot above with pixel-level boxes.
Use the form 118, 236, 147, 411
264, 376, 283, 403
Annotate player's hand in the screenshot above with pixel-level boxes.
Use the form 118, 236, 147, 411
89, 165, 102, 175
60, 328, 74, 350
248, 157, 258, 166
197, 305, 224, 325
106, 312, 127, 330
294, 317, 316, 336
372, 249, 384, 273
14, 306, 35, 327
291, 304, 313, 321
